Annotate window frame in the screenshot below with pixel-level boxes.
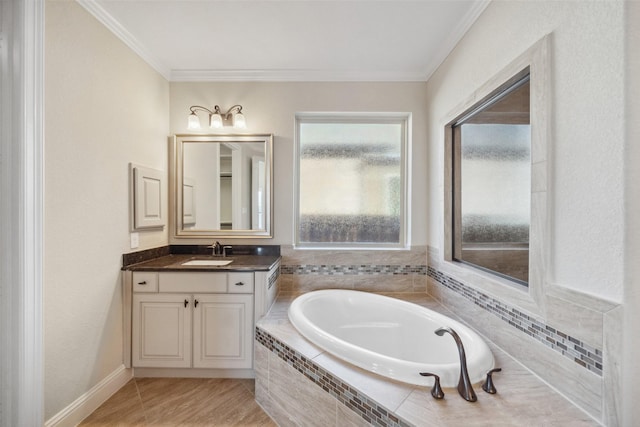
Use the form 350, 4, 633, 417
450, 70, 531, 287
294, 112, 411, 250
442, 36, 549, 314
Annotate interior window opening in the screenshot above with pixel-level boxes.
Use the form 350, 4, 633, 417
451, 71, 531, 286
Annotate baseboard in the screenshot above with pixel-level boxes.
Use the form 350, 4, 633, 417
44, 364, 133, 427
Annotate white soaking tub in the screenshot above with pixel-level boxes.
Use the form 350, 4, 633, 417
288, 289, 494, 387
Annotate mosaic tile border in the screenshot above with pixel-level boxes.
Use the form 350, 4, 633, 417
427, 266, 603, 376
281, 264, 427, 276
256, 327, 412, 427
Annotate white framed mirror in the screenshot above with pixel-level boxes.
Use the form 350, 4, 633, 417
170, 134, 273, 239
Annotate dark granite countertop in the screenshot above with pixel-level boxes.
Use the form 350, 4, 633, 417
124, 254, 281, 272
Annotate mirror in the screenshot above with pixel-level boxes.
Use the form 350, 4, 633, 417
171, 134, 273, 239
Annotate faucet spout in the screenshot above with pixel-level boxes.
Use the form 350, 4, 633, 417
210, 241, 222, 256
435, 326, 477, 402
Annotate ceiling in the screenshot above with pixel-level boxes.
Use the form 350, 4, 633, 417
78, 0, 489, 82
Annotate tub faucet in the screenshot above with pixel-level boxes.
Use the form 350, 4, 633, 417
434, 326, 477, 402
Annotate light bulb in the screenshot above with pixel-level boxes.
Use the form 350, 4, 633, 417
233, 112, 246, 129
187, 113, 201, 129
209, 113, 223, 129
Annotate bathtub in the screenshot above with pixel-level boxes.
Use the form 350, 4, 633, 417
288, 290, 494, 388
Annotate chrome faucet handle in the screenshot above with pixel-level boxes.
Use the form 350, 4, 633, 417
481, 368, 502, 394
209, 241, 222, 256
222, 245, 232, 257
419, 372, 444, 399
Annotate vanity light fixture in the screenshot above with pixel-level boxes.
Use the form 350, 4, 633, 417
187, 105, 247, 130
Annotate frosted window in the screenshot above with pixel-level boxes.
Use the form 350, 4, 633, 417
460, 124, 530, 244
452, 76, 530, 285
296, 117, 407, 247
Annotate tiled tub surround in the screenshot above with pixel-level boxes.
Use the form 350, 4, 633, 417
279, 246, 427, 293
255, 328, 410, 427
427, 248, 622, 425
256, 292, 598, 426
427, 266, 603, 376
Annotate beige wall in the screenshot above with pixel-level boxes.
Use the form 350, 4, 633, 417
44, 1, 169, 419
425, 0, 625, 302
169, 81, 428, 247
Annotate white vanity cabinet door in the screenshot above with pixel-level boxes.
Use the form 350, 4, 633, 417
132, 294, 192, 368
192, 294, 253, 369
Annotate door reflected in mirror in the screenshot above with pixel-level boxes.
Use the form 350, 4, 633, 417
172, 134, 273, 239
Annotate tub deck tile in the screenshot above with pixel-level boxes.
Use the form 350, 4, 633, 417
312, 352, 414, 412
257, 292, 599, 427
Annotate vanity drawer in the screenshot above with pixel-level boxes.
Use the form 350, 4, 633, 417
228, 273, 254, 294
132, 272, 158, 292
159, 272, 227, 293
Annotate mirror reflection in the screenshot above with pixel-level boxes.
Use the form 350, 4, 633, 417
172, 134, 273, 238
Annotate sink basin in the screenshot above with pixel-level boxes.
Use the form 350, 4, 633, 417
181, 259, 233, 267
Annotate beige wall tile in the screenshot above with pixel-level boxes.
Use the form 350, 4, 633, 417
603, 305, 623, 426
268, 352, 337, 426
313, 352, 414, 412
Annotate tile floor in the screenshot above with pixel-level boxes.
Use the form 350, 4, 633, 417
79, 377, 276, 426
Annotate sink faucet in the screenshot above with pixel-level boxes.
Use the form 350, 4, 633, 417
210, 241, 222, 256
434, 326, 477, 402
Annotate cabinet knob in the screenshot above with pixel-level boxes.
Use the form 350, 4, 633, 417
235, 282, 245, 286
184, 299, 189, 308
194, 299, 199, 308
137, 281, 147, 285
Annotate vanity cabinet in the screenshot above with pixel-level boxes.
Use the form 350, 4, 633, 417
192, 294, 252, 369
131, 271, 255, 370
132, 293, 192, 368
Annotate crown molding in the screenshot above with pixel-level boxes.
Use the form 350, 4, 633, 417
76, 0, 489, 83
170, 68, 428, 82
422, 0, 491, 81
75, 0, 171, 80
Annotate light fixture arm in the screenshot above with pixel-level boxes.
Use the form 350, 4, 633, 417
222, 104, 243, 120
187, 104, 246, 129
189, 105, 221, 116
